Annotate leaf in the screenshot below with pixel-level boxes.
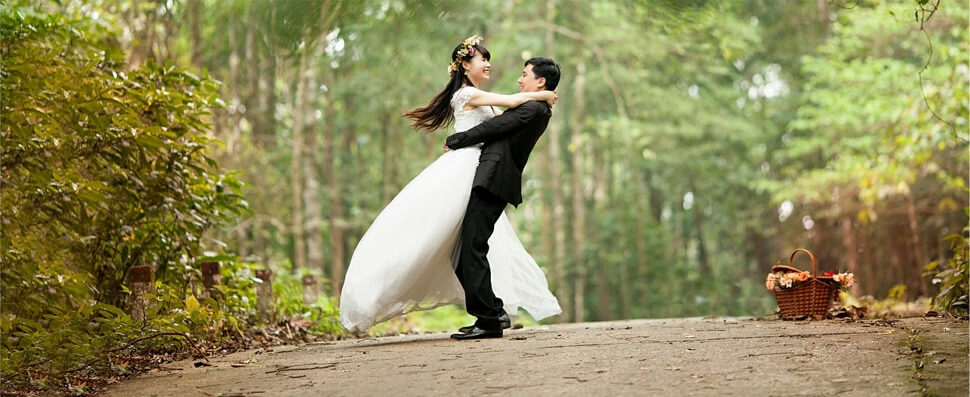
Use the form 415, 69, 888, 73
185, 295, 200, 312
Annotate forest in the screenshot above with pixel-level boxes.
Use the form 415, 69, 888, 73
1, 0, 967, 393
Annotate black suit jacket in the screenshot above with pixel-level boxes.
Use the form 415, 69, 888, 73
445, 100, 552, 206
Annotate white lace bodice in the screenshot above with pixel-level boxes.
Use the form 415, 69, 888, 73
451, 86, 496, 132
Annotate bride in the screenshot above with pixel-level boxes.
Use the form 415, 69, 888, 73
339, 35, 562, 332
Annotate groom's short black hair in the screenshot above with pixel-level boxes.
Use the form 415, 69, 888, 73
525, 57, 561, 91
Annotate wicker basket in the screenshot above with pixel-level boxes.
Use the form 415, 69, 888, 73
771, 248, 838, 319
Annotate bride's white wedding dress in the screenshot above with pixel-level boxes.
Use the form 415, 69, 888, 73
339, 87, 561, 331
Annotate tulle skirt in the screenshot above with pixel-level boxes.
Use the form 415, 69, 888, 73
339, 146, 561, 331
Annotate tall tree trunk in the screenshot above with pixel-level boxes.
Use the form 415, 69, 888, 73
245, 2, 261, 139
236, 225, 249, 259
570, 61, 590, 321
693, 209, 711, 278
325, 79, 347, 296
839, 189, 860, 295
589, 128, 611, 320
381, 112, 393, 205
906, 194, 928, 297
541, 0, 570, 322
328, 126, 349, 296
816, 0, 830, 33
628, 158, 645, 319
290, 44, 311, 272
258, 4, 278, 146
188, 0, 202, 67
304, 52, 325, 279
227, 22, 241, 152
162, 0, 175, 61
129, 0, 155, 69
688, 181, 711, 278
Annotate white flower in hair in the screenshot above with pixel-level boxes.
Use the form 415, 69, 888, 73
447, 35, 484, 76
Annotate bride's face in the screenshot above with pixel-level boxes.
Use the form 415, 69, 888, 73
462, 52, 490, 84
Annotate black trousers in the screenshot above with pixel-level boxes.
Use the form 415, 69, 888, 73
455, 187, 507, 331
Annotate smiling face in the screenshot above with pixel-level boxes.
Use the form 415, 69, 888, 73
461, 51, 490, 86
516, 64, 546, 93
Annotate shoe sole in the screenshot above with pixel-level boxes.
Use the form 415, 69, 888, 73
458, 322, 511, 334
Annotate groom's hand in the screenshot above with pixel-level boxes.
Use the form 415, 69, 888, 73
442, 141, 451, 152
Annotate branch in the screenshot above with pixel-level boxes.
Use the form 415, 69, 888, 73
914, 1, 960, 142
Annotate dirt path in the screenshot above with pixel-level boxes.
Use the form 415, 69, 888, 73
106, 317, 967, 396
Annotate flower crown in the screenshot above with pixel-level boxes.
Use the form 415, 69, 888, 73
447, 35, 484, 76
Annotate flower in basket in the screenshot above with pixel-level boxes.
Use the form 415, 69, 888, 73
765, 273, 778, 290
832, 272, 855, 288
765, 270, 811, 290
766, 269, 856, 291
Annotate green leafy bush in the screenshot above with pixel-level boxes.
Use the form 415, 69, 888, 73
925, 212, 969, 316
0, 3, 258, 391
270, 264, 344, 335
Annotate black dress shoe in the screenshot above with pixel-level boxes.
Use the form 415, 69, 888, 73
450, 327, 502, 340
458, 313, 511, 334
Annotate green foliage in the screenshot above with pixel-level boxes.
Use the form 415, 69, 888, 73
270, 265, 343, 335
2, 5, 966, 393
0, 2, 265, 390
762, 1, 968, 211
925, 219, 969, 315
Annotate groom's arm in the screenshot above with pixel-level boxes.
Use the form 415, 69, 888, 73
445, 101, 543, 150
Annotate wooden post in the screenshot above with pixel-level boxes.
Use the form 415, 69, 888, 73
255, 269, 274, 323
129, 265, 154, 323
201, 261, 221, 301
302, 274, 317, 305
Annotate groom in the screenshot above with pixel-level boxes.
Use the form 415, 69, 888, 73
445, 57, 562, 340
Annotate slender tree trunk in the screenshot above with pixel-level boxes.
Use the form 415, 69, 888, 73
628, 159, 645, 319
905, 194, 928, 297
589, 130, 610, 320
305, 55, 325, 279
816, 0, 830, 33
541, 0, 570, 322
236, 226, 249, 259
570, 61, 590, 321
888, 225, 904, 296
325, 80, 346, 296
188, 0, 202, 67
328, 128, 349, 296
290, 44, 311, 272
245, 2, 261, 138
686, 179, 712, 279
162, 0, 175, 61
839, 189, 860, 295
381, 112, 393, 205
545, 0, 571, 322
693, 209, 711, 278
227, 22, 241, 152
258, 4, 278, 146
129, 0, 155, 68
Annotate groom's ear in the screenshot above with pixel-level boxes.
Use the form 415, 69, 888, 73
536, 77, 546, 90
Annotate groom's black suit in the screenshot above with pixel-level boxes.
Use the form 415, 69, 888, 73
445, 100, 552, 331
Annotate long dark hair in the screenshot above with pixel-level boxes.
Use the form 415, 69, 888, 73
403, 42, 490, 132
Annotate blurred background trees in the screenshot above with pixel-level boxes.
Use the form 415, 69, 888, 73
14, 0, 966, 319
3, 0, 967, 391
3, 0, 967, 378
